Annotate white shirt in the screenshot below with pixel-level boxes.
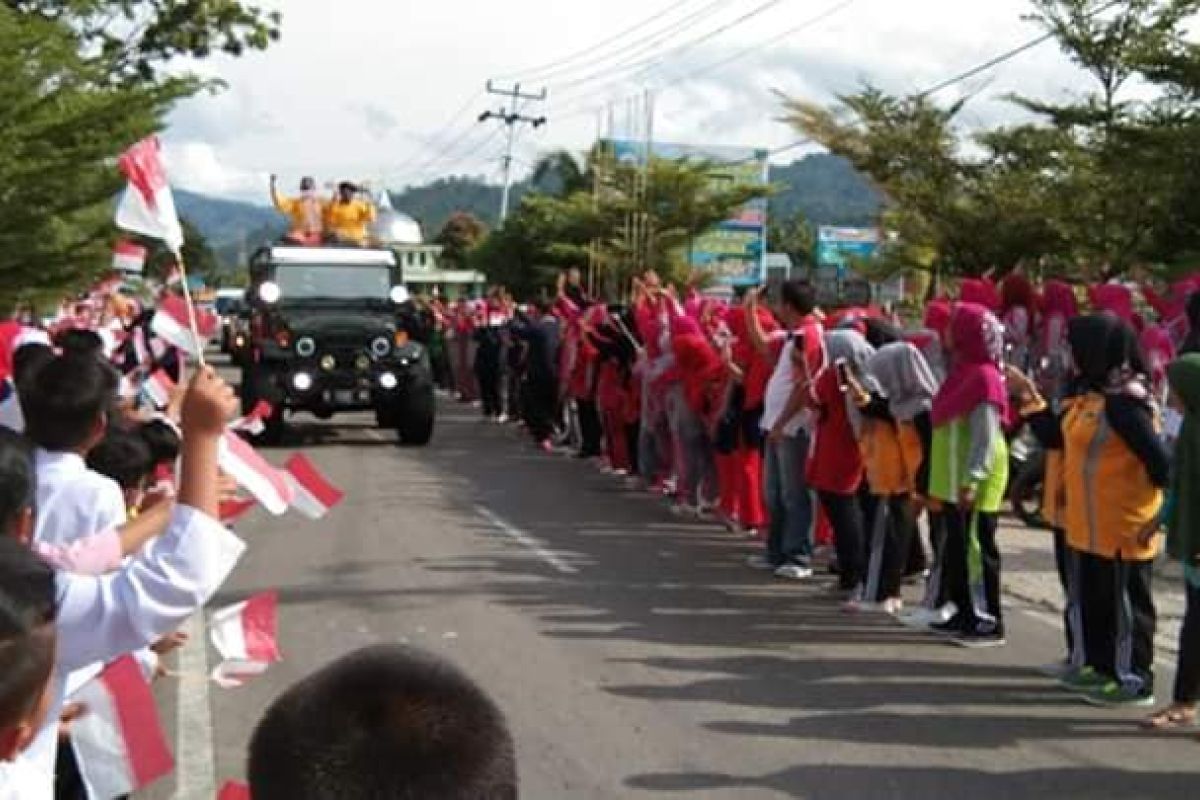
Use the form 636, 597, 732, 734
0, 380, 22, 434
761, 332, 809, 437
34, 450, 127, 548
0, 505, 245, 799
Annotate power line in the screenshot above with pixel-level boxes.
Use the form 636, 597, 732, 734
917, 0, 1124, 97
479, 81, 549, 221
495, 0, 700, 82
390, 91, 484, 180
548, 0, 794, 116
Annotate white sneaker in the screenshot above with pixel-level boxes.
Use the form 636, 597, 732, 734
775, 563, 814, 580
496, 414, 509, 424
897, 603, 955, 629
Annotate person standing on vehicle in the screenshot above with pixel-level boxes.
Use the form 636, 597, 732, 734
324, 182, 377, 246
271, 175, 325, 246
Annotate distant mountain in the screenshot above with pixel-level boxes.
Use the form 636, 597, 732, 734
179, 153, 884, 269
174, 189, 287, 271
768, 154, 882, 228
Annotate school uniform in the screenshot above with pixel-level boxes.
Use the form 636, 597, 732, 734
0, 505, 245, 799
34, 450, 127, 549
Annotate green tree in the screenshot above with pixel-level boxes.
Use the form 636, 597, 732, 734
434, 212, 488, 269
768, 212, 816, 270
0, 8, 189, 309
7, 0, 281, 84
141, 219, 220, 284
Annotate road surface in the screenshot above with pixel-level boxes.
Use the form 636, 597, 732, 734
145, 380, 1200, 799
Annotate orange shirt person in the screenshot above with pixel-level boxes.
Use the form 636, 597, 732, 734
324, 182, 377, 246
271, 175, 326, 246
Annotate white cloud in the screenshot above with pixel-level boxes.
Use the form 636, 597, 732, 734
165, 0, 1099, 200
162, 141, 269, 202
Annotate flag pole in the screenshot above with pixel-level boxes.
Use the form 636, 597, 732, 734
171, 249, 207, 368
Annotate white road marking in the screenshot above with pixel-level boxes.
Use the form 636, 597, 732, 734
475, 505, 579, 575
175, 612, 216, 799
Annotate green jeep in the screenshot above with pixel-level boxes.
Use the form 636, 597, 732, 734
241, 245, 435, 445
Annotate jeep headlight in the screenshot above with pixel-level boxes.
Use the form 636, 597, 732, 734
295, 337, 316, 357
370, 336, 391, 358
319, 354, 336, 371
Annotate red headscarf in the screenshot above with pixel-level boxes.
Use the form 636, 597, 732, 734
1090, 283, 1135, 325
959, 277, 1000, 312
931, 302, 1008, 425
1000, 273, 1036, 314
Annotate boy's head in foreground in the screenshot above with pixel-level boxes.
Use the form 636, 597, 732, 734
249, 644, 517, 800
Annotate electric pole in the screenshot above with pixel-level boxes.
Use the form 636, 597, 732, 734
479, 80, 547, 223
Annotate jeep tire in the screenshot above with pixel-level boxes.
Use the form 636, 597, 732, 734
395, 382, 435, 446
240, 365, 285, 446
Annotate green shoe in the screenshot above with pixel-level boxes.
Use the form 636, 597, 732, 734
1083, 682, 1156, 708
1057, 666, 1108, 694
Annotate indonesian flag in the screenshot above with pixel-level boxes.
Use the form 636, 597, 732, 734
219, 431, 294, 515
152, 295, 218, 357
209, 592, 281, 689
113, 240, 147, 274
218, 782, 251, 800
142, 369, 175, 409
131, 326, 151, 366
230, 400, 273, 437
69, 655, 174, 798
115, 136, 184, 251
283, 454, 344, 520
219, 495, 257, 526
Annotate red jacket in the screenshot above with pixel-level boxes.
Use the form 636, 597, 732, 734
806, 368, 863, 494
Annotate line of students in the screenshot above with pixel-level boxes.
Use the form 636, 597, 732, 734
0, 306, 521, 797
487, 270, 1200, 717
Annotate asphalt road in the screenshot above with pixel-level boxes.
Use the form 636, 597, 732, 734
145, 368, 1200, 799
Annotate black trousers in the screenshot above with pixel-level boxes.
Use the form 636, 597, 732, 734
820, 490, 867, 592
863, 494, 915, 602
1079, 552, 1156, 693
1052, 529, 1085, 666
475, 363, 501, 417
524, 374, 556, 442
576, 399, 602, 458
921, 508, 949, 609
941, 505, 1003, 634
1175, 579, 1200, 704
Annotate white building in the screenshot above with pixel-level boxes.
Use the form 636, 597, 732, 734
371, 193, 486, 299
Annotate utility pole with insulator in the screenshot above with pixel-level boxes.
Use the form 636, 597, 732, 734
479, 80, 547, 223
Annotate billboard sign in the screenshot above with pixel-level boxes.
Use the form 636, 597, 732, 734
816, 226, 881, 274
608, 140, 769, 287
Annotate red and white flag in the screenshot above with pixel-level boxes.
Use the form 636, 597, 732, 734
69, 655, 174, 798
112, 240, 147, 274
131, 326, 151, 366
219, 431, 294, 515
283, 454, 344, 520
230, 400, 273, 437
209, 591, 281, 689
219, 495, 257, 526
152, 294, 218, 357
142, 369, 175, 410
115, 136, 184, 251
218, 781, 251, 800
164, 262, 183, 287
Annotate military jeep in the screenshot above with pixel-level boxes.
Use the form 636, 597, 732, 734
241, 245, 435, 445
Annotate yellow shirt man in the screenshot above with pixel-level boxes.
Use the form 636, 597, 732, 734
271, 175, 325, 245
324, 182, 377, 246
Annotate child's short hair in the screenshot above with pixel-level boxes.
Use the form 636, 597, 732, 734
248, 644, 517, 800
54, 329, 105, 360
0, 430, 56, 732
137, 419, 181, 468
87, 426, 153, 490
12, 343, 54, 390
22, 354, 117, 452
0, 429, 35, 534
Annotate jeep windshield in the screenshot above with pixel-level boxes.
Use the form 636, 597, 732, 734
274, 264, 391, 306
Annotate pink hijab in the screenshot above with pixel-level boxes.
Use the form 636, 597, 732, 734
1090, 283, 1135, 325
931, 302, 1008, 425
960, 278, 1000, 312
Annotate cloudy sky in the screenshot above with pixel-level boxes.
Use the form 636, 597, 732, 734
163, 0, 1094, 203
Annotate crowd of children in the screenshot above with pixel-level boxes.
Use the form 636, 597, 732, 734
437, 267, 1200, 718
0, 284, 519, 799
